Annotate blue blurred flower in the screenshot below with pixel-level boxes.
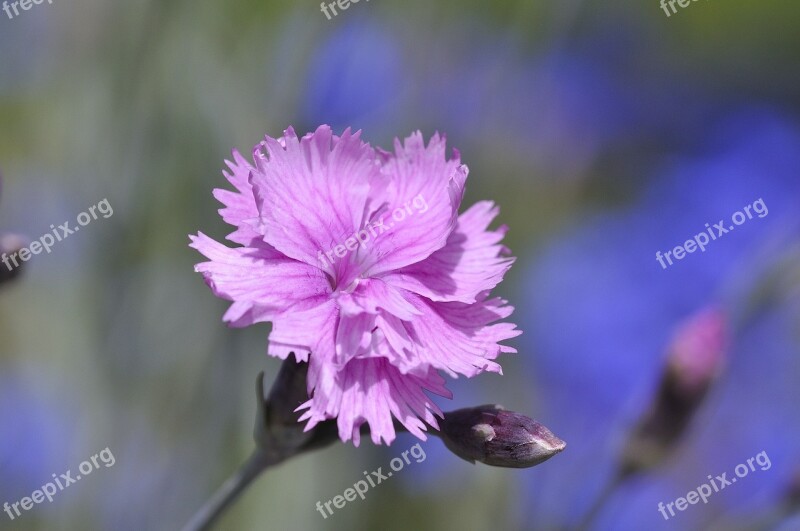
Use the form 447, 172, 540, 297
517, 108, 800, 529
97, 414, 209, 531
0, 10, 55, 94
300, 16, 407, 135
419, 32, 645, 182
0, 368, 73, 503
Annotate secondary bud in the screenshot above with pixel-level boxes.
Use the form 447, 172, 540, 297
438, 405, 566, 468
622, 307, 727, 473
666, 307, 727, 395
0, 233, 27, 285
0, 173, 27, 286
786, 468, 800, 510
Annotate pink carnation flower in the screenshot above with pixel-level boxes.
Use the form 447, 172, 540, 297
190, 126, 520, 445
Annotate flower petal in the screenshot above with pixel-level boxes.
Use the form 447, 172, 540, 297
297, 356, 451, 446
213, 149, 264, 246
379, 292, 521, 377
335, 278, 421, 320
190, 232, 331, 327
360, 132, 468, 277
249, 126, 381, 279
268, 300, 338, 362
383, 200, 514, 303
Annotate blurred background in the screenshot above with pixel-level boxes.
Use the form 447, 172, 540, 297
2, 0, 800, 529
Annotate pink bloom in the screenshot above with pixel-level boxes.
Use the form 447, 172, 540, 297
667, 307, 727, 394
190, 126, 520, 445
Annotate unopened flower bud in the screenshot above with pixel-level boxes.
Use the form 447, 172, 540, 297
622, 307, 727, 473
437, 405, 566, 468
786, 469, 800, 509
666, 307, 727, 395
0, 173, 27, 286
0, 233, 27, 285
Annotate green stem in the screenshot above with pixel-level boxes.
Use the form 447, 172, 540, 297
181, 449, 277, 531
573, 470, 627, 531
